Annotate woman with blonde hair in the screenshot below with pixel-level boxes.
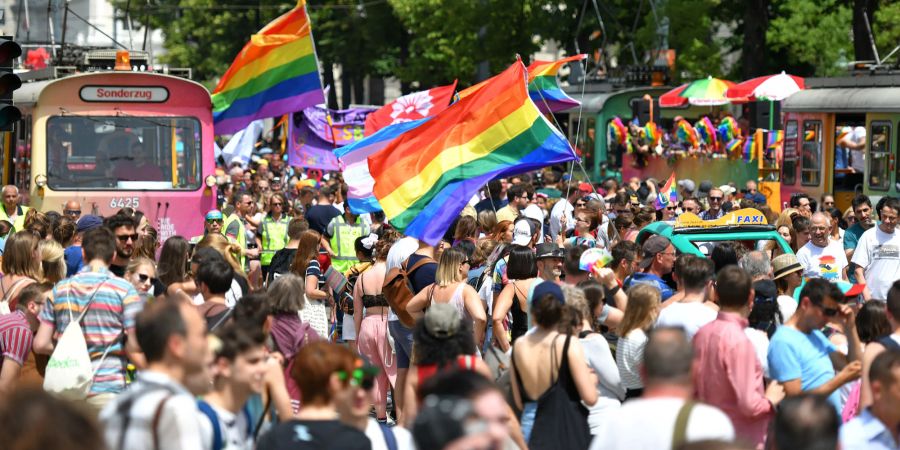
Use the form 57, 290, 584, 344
196, 233, 246, 279
124, 257, 157, 296
290, 230, 331, 339
615, 284, 661, 399
407, 247, 488, 348
39, 240, 66, 285
134, 226, 159, 261
0, 231, 41, 311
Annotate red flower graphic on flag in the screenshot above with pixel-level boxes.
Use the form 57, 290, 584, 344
389, 91, 435, 124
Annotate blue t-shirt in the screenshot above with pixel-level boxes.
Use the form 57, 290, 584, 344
623, 272, 675, 301
64, 245, 84, 277
768, 326, 841, 412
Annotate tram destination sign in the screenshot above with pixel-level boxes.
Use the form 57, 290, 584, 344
79, 85, 169, 103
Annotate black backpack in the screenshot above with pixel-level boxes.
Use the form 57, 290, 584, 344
748, 290, 783, 338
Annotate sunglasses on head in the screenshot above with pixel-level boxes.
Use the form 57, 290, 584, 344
336, 367, 379, 390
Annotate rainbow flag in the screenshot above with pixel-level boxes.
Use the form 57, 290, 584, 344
695, 116, 717, 147
212, 1, 324, 135
368, 61, 576, 244
526, 54, 587, 113
676, 119, 699, 148
335, 118, 429, 213
743, 135, 754, 161
643, 122, 661, 146
767, 130, 784, 148
608, 116, 628, 145
654, 172, 677, 211
725, 138, 742, 155
718, 116, 740, 142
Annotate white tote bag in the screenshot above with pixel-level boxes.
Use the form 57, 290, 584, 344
44, 282, 116, 400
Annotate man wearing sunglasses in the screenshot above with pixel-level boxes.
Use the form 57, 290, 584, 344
104, 213, 138, 278
63, 200, 82, 221
768, 278, 863, 414
699, 188, 725, 221
190, 210, 226, 245
495, 183, 532, 223
337, 358, 416, 450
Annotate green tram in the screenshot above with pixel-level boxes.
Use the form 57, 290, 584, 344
561, 84, 758, 189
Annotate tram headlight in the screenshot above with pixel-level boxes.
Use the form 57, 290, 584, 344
34, 174, 47, 188
205, 175, 217, 188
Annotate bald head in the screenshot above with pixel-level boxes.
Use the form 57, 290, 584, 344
1, 185, 18, 211
64, 201, 82, 220
810, 212, 830, 247
643, 327, 693, 386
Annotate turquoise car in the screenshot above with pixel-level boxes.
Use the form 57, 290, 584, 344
636, 208, 794, 257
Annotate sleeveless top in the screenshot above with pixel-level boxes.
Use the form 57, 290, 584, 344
510, 281, 537, 343
512, 334, 591, 449
359, 273, 389, 309
427, 283, 471, 321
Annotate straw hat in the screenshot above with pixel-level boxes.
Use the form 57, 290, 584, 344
772, 254, 803, 280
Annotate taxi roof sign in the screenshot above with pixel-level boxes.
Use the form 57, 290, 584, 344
674, 208, 769, 229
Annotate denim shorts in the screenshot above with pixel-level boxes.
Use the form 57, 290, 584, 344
388, 320, 415, 369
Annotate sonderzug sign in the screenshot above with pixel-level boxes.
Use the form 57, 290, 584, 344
79, 85, 169, 103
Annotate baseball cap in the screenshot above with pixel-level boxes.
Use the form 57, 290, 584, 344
677, 179, 696, 194
578, 182, 593, 193
76, 214, 103, 233
718, 185, 737, 196
532, 281, 565, 307
639, 235, 672, 269
205, 210, 224, 221
698, 180, 714, 196
424, 303, 461, 339
511, 218, 535, 246
535, 243, 564, 260
772, 254, 803, 280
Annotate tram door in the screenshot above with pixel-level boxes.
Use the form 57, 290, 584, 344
864, 113, 897, 202
833, 113, 867, 212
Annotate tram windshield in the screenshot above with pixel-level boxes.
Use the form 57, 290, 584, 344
46, 116, 202, 190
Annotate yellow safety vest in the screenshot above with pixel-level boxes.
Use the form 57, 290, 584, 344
0, 204, 29, 233
260, 215, 290, 267
329, 215, 367, 274
222, 213, 247, 268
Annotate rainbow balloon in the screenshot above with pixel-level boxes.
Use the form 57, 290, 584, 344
676, 119, 699, 148
643, 122, 661, 146
695, 116, 717, 147
717, 116, 740, 142
608, 116, 628, 145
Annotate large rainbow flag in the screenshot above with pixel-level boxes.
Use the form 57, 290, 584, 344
212, 0, 324, 135
368, 61, 576, 244
526, 54, 587, 113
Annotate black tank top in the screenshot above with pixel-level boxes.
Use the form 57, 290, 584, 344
510, 284, 529, 343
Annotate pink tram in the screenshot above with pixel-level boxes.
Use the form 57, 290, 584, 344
3, 63, 217, 240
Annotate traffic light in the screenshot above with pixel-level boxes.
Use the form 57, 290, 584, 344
0, 37, 21, 132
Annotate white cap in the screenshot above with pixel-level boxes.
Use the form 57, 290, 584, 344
522, 204, 545, 238
511, 219, 535, 246
718, 185, 737, 196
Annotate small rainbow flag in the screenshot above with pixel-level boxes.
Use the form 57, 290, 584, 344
643, 122, 661, 146
676, 119, 699, 148
368, 61, 576, 245
725, 138, 742, 155
718, 116, 740, 142
804, 129, 816, 141
743, 135, 754, 162
608, 116, 628, 145
526, 54, 587, 113
695, 116, 717, 147
212, 1, 324, 135
654, 172, 677, 211
767, 130, 784, 148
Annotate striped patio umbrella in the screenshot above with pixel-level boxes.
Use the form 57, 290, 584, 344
679, 76, 736, 106
725, 71, 805, 101
659, 83, 689, 108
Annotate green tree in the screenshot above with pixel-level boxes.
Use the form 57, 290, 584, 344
767, 0, 852, 76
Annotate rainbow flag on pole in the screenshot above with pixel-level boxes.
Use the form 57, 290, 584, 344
654, 172, 677, 211
212, 0, 324, 135
368, 61, 576, 244
526, 54, 587, 113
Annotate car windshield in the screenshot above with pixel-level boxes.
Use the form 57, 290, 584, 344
47, 116, 202, 190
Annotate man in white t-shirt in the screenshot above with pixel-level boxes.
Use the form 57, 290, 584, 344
591, 327, 734, 450
656, 255, 717, 340
853, 197, 900, 300
797, 212, 849, 281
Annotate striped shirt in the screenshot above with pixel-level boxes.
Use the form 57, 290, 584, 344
39, 266, 143, 395
0, 310, 33, 365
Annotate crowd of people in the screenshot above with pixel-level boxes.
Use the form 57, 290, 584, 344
2, 157, 900, 450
